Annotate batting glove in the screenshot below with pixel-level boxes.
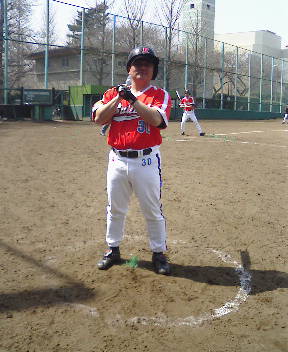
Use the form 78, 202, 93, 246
117, 85, 137, 105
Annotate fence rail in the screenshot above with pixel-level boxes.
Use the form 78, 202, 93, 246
1, 0, 288, 113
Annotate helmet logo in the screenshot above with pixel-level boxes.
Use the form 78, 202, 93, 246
142, 47, 150, 53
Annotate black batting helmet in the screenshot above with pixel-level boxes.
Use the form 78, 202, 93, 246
184, 89, 190, 95
126, 47, 159, 80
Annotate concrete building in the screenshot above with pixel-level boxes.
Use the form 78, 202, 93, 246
215, 30, 288, 89
215, 30, 283, 57
181, 0, 215, 40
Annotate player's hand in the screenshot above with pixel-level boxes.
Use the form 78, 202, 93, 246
117, 85, 137, 105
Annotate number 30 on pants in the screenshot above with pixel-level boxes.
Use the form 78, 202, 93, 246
142, 158, 152, 166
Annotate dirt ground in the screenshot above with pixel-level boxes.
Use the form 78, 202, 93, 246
0, 118, 287, 352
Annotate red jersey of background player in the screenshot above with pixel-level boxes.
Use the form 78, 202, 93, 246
101, 85, 171, 150
180, 96, 195, 111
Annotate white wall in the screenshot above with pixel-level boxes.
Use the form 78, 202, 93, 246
215, 30, 282, 57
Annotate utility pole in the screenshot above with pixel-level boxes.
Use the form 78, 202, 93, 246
3, 0, 8, 104
0, 0, 4, 103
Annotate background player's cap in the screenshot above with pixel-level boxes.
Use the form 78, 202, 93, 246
127, 47, 159, 80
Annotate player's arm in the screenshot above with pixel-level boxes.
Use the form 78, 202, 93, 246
117, 85, 170, 128
133, 100, 163, 127
179, 98, 186, 108
94, 95, 122, 126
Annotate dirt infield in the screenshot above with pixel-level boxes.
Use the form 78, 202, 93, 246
0, 118, 287, 352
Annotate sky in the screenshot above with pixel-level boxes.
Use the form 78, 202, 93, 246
32, 0, 288, 48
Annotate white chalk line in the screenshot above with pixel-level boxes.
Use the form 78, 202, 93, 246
215, 131, 264, 135
175, 134, 288, 148
60, 247, 252, 328
62, 303, 99, 317
115, 249, 252, 327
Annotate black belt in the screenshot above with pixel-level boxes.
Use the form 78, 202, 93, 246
112, 147, 152, 158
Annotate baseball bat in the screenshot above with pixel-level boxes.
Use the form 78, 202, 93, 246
175, 90, 181, 101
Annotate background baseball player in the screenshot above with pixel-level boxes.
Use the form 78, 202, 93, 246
179, 89, 205, 136
282, 104, 288, 124
93, 47, 172, 275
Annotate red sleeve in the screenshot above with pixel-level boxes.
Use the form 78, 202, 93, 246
102, 87, 118, 104
151, 88, 171, 128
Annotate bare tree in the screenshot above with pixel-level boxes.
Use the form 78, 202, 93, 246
120, 0, 146, 48
156, 0, 184, 91
212, 50, 249, 97
6, 0, 34, 88
36, 2, 58, 46
179, 6, 213, 97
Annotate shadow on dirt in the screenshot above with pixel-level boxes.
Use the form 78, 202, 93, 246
0, 240, 95, 313
1, 241, 287, 313
137, 249, 288, 295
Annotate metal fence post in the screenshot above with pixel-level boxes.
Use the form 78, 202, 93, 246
220, 42, 224, 110
279, 59, 284, 113
248, 51, 251, 111
202, 37, 207, 109
44, 0, 50, 89
140, 21, 143, 46
184, 34, 188, 90
270, 56, 274, 112
111, 15, 116, 86
234, 46, 238, 111
259, 54, 263, 112
80, 8, 85, 86
3, 0, 8, 104
163, 26, 168, 91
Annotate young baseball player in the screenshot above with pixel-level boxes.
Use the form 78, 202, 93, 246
93, 47, 172, 275
281, 105, 288, 124
180, 90, 205, 136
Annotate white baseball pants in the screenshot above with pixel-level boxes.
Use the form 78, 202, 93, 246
105, 147, 167, 253
181, 110, 203, 134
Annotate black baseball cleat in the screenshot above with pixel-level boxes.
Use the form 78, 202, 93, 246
97, 247, 121, 270
152, 252, 171, 275
181, 132, 185, 135
200, 132, 205, 136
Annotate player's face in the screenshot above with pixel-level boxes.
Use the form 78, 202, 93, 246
129, 59, 154, 82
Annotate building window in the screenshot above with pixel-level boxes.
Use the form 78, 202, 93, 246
207, 4, 210, 9
190, 3, 194, 8
62, 57, 69, 67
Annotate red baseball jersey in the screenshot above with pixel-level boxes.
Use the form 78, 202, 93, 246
181, 96, 195, 111
100, 85, 171, 150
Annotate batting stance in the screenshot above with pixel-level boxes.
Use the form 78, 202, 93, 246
180, 89, 205, 136
282, 104, 288, 124
93, 47, 172, 275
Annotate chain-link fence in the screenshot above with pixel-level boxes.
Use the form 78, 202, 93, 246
1, 0, 288, 113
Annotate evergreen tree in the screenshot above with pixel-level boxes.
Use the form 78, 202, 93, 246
66, 1, 111, 85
